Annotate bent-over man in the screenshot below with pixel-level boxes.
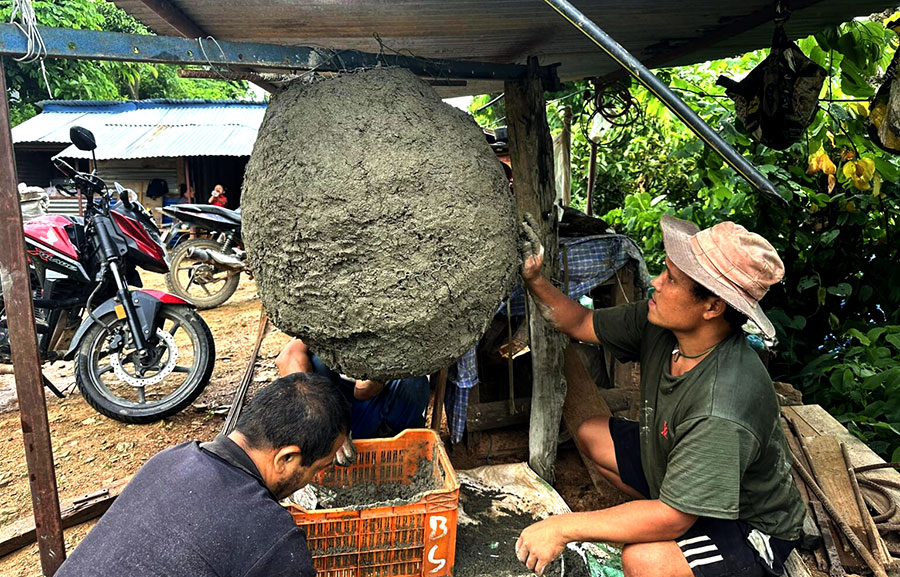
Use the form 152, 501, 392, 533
515, 214, 805, 577
56, 373, 350, 577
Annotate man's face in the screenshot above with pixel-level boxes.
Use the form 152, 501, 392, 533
647, 257, 710, 332
271, 434, 347, 500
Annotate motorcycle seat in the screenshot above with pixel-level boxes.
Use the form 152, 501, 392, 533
170, 204, 242, 225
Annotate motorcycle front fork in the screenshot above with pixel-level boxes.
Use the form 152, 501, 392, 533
108, 261, 152, 355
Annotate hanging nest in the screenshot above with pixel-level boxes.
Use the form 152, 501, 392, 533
242, 67, 518, 379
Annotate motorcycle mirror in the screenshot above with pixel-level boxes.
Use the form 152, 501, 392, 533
70, 126, 97, 152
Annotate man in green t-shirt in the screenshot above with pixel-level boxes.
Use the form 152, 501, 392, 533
515, 214, 806, 577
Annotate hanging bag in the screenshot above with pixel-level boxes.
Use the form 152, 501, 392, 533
717, 24, 826, 150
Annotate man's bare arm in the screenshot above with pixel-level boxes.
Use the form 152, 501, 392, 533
520, 214, 599, 344
516, 500, 697, 575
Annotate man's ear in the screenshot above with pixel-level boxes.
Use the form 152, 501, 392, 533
704, 297, 727, 320
273, 445, 303, 472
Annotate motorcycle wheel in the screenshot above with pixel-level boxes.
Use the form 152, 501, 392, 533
165, 238, 240, 309
75, 304, 215, 424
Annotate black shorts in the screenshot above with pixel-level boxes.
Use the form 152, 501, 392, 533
609, 417, 798, 577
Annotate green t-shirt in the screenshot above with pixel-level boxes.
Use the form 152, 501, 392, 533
592, 300, 805, 540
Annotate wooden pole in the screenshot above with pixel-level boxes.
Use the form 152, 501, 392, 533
585, 141, 597, 216
505, 56, 567, 483
0, 57, 66, 575
430, 368, 448, 433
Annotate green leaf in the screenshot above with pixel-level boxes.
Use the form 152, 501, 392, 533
818, 286, 827, 306
873, 157, 900, 183
859, 285, 874, 302
887, 334, 900, 351
820, 229, 840, 245
827, 283, 853, 297
847, 328, 871, 346
797, 276, 819, 292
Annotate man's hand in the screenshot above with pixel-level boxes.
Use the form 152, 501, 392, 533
334, 436, 357, 466
515, 516, 568, 576
520, 213, 544, 283
353, 379, 384, 401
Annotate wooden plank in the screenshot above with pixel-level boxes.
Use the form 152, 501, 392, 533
0, 57, 67, 575
783, 406, 820, 438
466, 398, 532, 432
780, 416, 824, 560
562, 344, 617, 494
506, 56, 568, 484
803, 435, 866, 570
0, 476, 132, 557
784, 550, 814, 577
811, 500, 846, 577
791, 405, 900, 504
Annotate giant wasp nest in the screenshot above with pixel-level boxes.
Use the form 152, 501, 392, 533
242, 68, 518, 379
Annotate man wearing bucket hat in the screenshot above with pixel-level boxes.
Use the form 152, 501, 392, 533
515, 214, 805, 577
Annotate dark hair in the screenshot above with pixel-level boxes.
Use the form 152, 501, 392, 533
689, 280, 748, 332
236, 373, 351, 466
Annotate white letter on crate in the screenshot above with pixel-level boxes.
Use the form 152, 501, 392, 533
429, 515, 448, 539
428, 545, 446, 573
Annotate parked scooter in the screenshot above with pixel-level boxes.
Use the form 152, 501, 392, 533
161, 203, 247, 309
0, 126, 215, 423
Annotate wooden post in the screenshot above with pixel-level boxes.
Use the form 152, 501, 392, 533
506, 56, 567, 483
0, 57, 66, 575
430, 368, 448, 433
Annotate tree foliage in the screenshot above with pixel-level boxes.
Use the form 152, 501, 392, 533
473, 15, 900, 459
1, 0, 250, 126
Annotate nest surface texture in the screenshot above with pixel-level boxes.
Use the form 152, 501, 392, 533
242, 68, 518, 379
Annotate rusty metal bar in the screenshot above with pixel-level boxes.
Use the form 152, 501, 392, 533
0, 56, 66, 576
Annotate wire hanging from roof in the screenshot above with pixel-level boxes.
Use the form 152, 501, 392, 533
9, 0, 52, 98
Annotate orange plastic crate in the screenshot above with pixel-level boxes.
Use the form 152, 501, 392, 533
286, 429, 460, 577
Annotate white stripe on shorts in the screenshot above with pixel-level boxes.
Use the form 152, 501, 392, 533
677, 535, 711, 547
688, 555, 725, 569
682, 545, 719, 558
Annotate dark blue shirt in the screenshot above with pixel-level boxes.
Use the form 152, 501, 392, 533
56, 436, 316, 577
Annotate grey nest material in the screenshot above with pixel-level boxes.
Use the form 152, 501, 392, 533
242, 67, 518, 379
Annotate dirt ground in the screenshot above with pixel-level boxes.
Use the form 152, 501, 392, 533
0, 273, 624, 576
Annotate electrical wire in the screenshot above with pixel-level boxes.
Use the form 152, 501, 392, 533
9, 0, 52, 98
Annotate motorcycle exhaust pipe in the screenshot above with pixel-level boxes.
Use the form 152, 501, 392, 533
186, 247, 246, 271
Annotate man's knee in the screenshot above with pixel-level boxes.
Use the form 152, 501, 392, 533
576, 416, 616, 466
622, 542, 692, 577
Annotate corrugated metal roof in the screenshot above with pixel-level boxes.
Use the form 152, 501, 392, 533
13, 100, 267, 160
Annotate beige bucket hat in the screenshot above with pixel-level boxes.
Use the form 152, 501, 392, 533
660, 215, 784, 339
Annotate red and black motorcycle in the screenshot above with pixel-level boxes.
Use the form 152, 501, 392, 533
0, 126, 215, 423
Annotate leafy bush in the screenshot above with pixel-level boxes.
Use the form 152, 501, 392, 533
796, 326, 900, 460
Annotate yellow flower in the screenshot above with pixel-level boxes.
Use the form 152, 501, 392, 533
806, 146, 836, 176
842, 158, 875, 191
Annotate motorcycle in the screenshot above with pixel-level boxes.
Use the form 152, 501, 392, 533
161, 203, 247, 309
0, 126, 215, 423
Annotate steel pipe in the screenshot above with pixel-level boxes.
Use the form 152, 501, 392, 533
544, 0, 787, 205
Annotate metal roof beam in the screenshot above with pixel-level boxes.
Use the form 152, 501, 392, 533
0, 24, 560, 86
130, 2, 280, 94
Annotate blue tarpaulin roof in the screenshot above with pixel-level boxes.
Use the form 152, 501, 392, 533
12, 99, 267, 160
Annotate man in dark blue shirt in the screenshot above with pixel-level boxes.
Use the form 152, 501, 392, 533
56, 373, 351, 577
